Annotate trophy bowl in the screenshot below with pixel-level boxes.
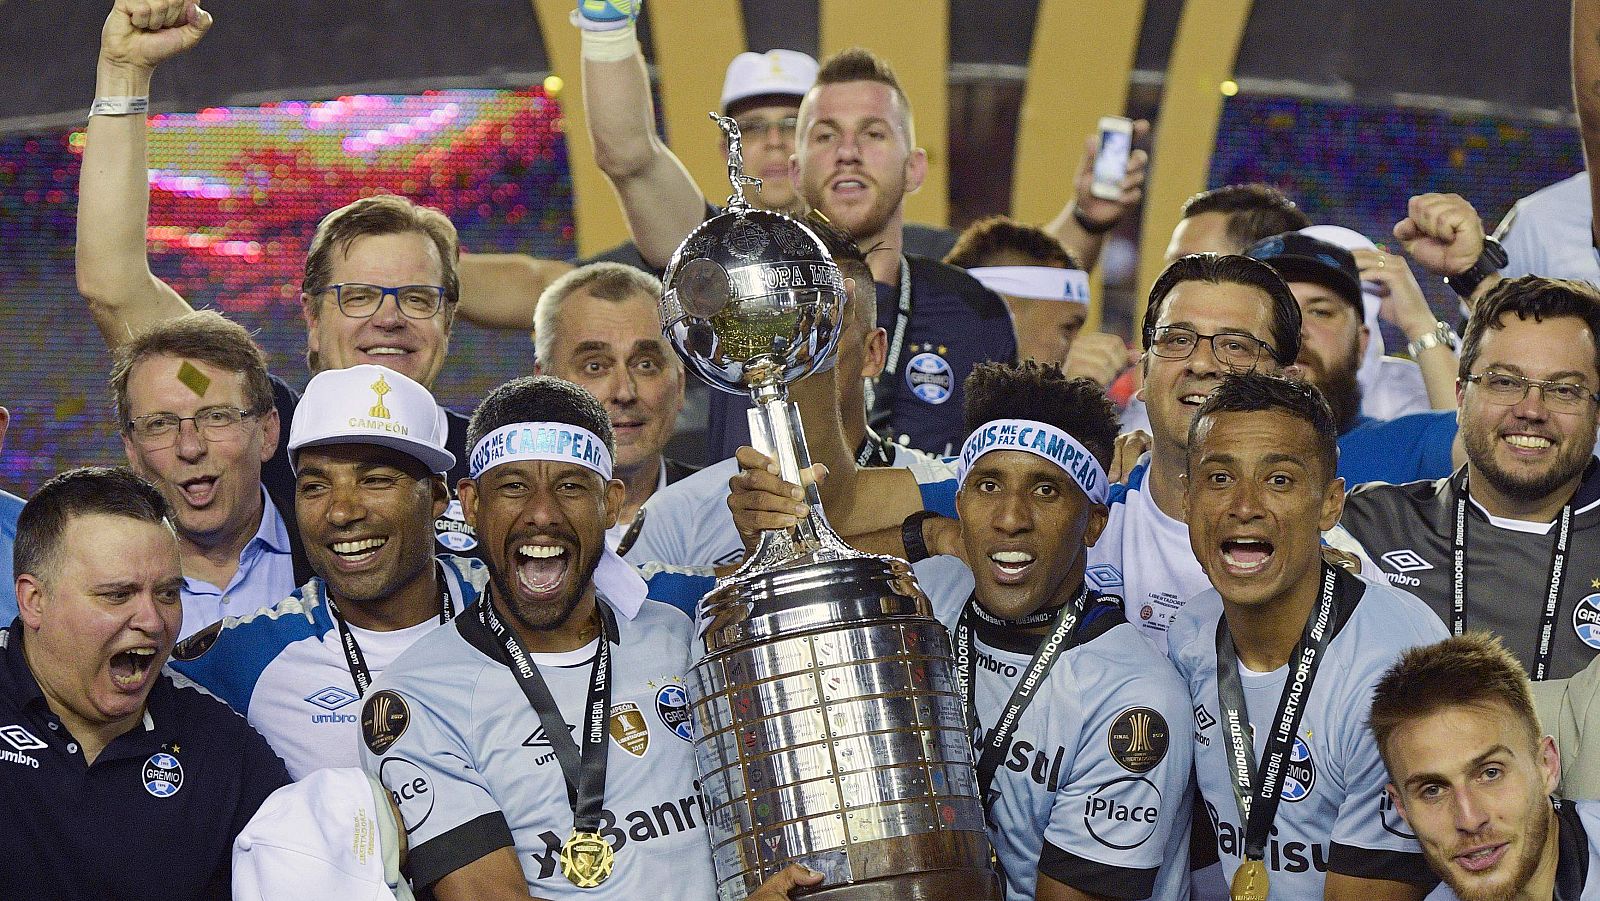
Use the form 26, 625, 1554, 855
660, 206, 846, 396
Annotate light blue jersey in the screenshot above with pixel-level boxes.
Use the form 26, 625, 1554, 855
1168, 574, 1447, 898
625, 446, 959, 569
169, 554, 488, 779
914, 555, 1194, 901
358, 596, 713, 900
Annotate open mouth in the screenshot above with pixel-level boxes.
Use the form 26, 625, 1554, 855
1178, 392, 1210, 408
516, 544, 569, 598
831, 178, 868, 198
1454, 842, 1508, 873
109, 647, 159, 690
988, 550, 1036, 584
331, 537, 387, 565
1220, 538, 1274, 575
178, 476, 219, 506
359, 345, 412, 357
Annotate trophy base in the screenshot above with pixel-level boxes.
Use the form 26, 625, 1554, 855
795, 869, 1002, 901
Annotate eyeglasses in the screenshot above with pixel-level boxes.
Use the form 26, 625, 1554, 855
323, 283, 447, 320
127, 406, 263, 448
1463, 371, 1600, 414
733, 116, 799, 140
1144, 326, 1274, 373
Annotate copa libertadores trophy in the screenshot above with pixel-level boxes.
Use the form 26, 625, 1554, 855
659, 114, 999, 901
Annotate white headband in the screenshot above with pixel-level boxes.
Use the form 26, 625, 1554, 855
956, 418, 1109, 505
468, 422, 646, 620
967, 266, 1090, 304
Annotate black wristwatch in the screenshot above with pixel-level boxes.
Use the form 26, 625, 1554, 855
901, 510, 942, 563
1443, 236, 1508, 299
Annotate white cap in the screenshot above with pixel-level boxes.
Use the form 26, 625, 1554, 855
288, 364, 455, 475
232, 768, 415, 901
721, 49, 819, 113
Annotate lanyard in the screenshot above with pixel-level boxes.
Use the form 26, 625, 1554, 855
328, 561, 456, 696
1452, 472, 1573, 681
855, 427, 897, 468
1214, 564, 1355, 864
954, 585, 1088, 799
867, 257, 914, 436
480, 595, 615, 827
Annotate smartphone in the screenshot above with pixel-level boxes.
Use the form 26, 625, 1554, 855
1090, 116, 1135, 201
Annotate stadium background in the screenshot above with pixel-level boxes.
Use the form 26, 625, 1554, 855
0, 0, 1581, 492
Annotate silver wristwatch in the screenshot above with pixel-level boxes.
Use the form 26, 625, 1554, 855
1406, 321, 1460, 358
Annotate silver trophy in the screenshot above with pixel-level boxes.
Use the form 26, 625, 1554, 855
660, 115, 999, 901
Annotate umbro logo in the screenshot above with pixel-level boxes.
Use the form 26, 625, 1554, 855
523, 722, 577, 748
305, 686, 361, 711
0, 724, 47, 752
1085, 563, 1123, 588
1380, 549, 1434, 573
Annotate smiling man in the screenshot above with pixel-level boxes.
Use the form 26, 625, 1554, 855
168, 365, 487, 779
1168, 373, 1446, 901
1337, 277, 1600, 681
1370, 632, 1598, 901
356, 376, 816, 900
0, 466, 288, 901
112, 310, 298, 637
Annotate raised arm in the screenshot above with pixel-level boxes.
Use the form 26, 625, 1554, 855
571, 2, 708, 268
1575, 0, 1600, 246
455, 252, 574, 332
1043, 120, 1149, 272
75, 0, 211, 348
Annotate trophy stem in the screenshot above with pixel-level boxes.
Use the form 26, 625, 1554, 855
748, 381, 824, 548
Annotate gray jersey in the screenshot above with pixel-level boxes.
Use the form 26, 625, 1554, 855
1167, 573, 1447, 898
357, 596, 713, 900
1336, 464, 1600, 680
914, 555, 1194, 901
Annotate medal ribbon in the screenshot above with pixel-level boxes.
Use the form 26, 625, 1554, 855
480, 594, 617, 826
1452, 471, 1572, 680
328, 560, 457, 696
1214, 563, 1359, 865
954, 584, 1089, 799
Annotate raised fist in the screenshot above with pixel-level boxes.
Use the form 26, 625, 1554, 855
1393, 193, 1485, 277
101, 0, 212, 72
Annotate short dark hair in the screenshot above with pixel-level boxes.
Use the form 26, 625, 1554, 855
110, 310, 275, 429
1459, 276, 1600, 379
1144, 254, 1303, 367
1369, 632, 1541, 769
466, 376, 617, 462
1187, 372, 1338, 479
804, 213, 874, 330
1181, 184, 1311, 253
944, 216, 1081, 270
963, 361, 1119, 470
15, 466, 171, 582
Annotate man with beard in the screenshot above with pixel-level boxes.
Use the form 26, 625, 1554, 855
1170, 372, 1445, 901
0, 467, 289, 900
169, 365, 487, 779
1370, 632, 1596, 901
357, 376, 815, 900
1337, 277, 1600, 681
1244, 232, 1458, 485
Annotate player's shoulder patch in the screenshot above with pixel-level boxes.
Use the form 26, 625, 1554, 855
172, 620, 223, 662
362, 689, 412, 755
1107, 705, 1170, 773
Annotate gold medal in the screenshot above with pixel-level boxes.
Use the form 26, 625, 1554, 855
559, 830, 614, 888
1230, 858, 1269, 901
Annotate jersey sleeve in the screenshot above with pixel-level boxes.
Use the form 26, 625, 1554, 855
357, 679, 514, 891
1326, 682, 1436, 885
910, 555, 972, 630
1039, 653, 1195, 899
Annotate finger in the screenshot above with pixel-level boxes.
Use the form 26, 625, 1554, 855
1124, 148, 1150, 178
1131, 119, 1152, 140
768, 864, 824, 892
188, 2, 213, 33
730, 468, 805, 502
733, 508, 808, 535
1392, 218, 1422, 243
734, 445, 778, 475
1076, 133, 1097, 178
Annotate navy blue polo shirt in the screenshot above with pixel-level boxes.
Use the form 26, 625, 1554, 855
872, 255, 1018, 455
0, 619, 290, 901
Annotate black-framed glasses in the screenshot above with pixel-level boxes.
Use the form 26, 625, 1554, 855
126, 406, 263, 448
324, 283, 447, 320
732, 116, 799, 140
1463, 370, 1600, 414
1144, 325, 1274, 372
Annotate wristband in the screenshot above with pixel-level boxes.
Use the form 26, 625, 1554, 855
575, 15, 639, 61
1442, 235, 1508, 300
901, 510, 942, 563
89, 96, 149, 118
1405, 322, 1460, 358
1071, 205, 1117, 236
